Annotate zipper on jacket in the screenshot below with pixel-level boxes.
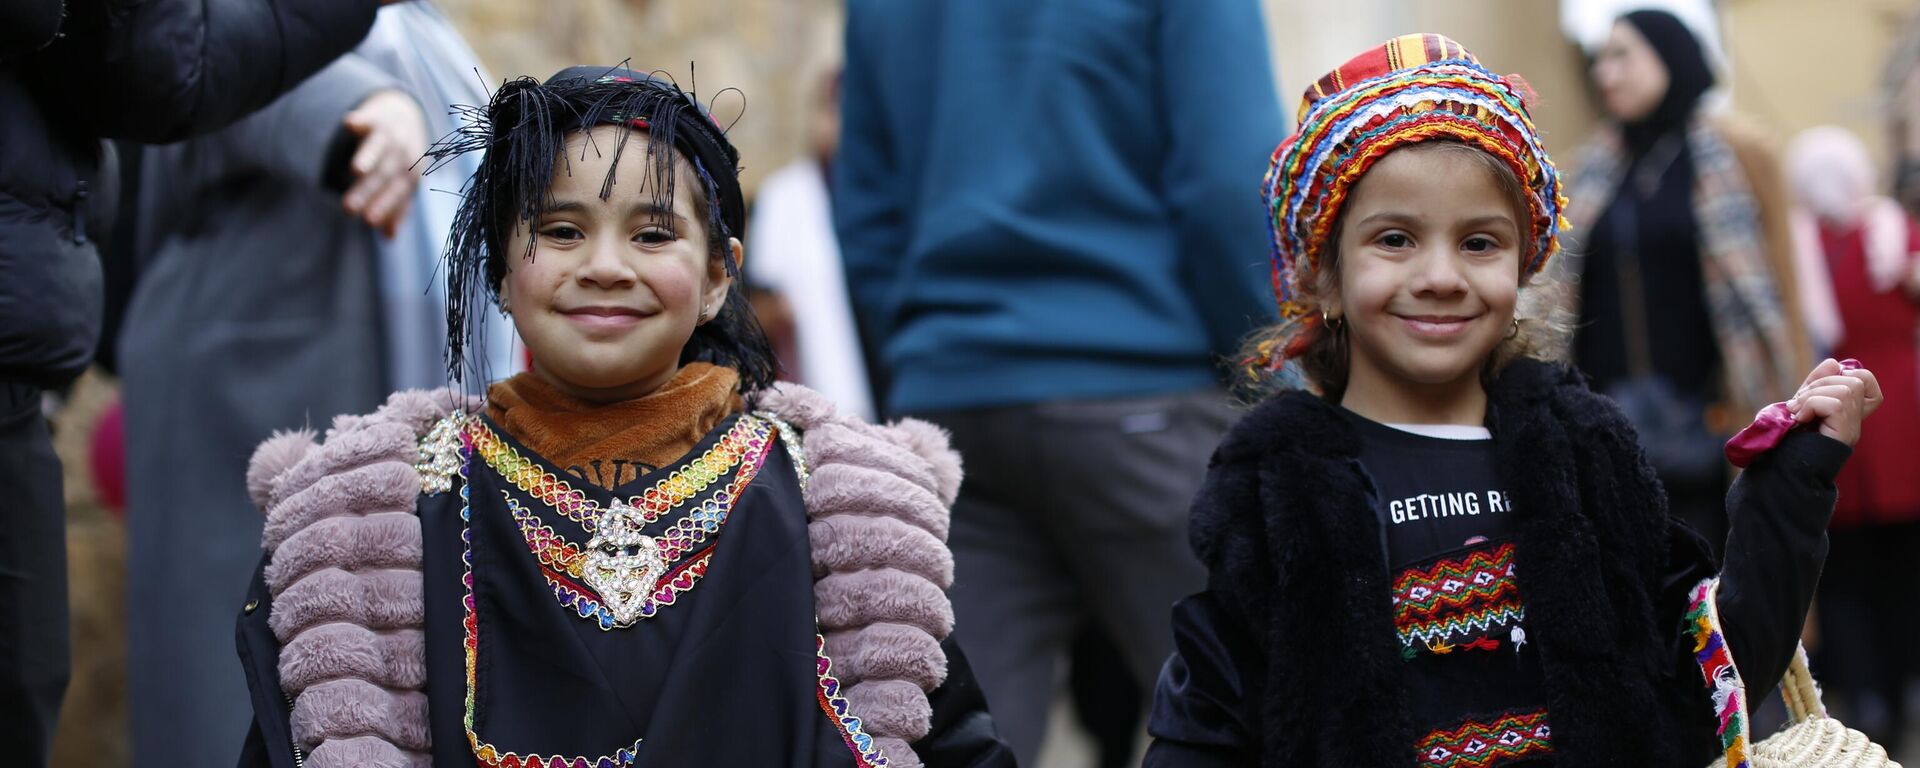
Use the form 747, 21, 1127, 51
284, 691, 306, 767
71, 179, 88, 245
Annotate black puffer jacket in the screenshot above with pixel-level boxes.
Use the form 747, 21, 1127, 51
0, 0, 379, 388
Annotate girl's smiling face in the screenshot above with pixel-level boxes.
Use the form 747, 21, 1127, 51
501, 125, 740, 403
1330, 143, 1524, 420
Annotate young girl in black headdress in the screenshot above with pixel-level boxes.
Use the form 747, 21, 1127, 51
233, 65, 1014, 768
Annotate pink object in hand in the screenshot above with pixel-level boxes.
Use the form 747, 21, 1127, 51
1724, 358, 1860, 468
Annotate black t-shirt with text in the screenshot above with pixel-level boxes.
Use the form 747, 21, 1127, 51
1343, 408, 1555, 766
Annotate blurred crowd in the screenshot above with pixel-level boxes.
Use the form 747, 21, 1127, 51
6, 0, 1920, 766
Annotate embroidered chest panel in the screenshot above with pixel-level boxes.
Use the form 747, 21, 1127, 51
466, 415, 773, 630
1391, 541, 1526, 656
1416, 710, 1553, 768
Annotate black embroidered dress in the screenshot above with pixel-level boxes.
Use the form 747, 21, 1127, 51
426, 412, 875, 766
237, 412, 1012, 768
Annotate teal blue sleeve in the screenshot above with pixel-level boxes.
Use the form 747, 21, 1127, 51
1159, 0, 1286, 365
832, 1, 908, 349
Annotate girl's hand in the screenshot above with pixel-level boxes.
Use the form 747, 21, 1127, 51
1787, 358, 1884, 447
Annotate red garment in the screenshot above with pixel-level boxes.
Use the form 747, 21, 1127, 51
1820, 221, 1920, 526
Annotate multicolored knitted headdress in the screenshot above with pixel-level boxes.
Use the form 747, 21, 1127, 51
1263, 34, 1568, 321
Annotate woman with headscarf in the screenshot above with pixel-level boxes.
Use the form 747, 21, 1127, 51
1783, 125, 1920, 752
1562, 9, 1810, 550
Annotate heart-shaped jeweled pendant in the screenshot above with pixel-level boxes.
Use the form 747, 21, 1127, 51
582, 500, 666, 625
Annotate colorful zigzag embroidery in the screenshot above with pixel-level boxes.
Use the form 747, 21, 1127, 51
1392, 543, 1525, 649
1415, 710, 1553, 768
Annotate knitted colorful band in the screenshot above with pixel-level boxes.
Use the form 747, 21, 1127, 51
1262, 33, 1569, 320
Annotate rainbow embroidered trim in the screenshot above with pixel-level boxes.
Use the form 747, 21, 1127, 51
1687, 578, 1750, 768
486, 420, 773, 629
541, 544, 716, 629
507, 488, 738, 580
471, 416, 773, 629
510, 485, 721, 629
816, 634, 891, 767
459, 434, 647, 768
1392, 543, 1526, 651
1415, 710, 1553, 768
468, 414, 767, 529
1261, 36, 1567, 317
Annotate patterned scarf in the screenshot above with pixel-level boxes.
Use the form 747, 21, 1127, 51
1558, 117, 1801, 417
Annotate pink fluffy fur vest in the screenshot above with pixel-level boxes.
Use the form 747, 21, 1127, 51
246, 383, 961, 767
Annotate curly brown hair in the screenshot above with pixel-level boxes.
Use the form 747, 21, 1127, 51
1236, 142, 1571, 403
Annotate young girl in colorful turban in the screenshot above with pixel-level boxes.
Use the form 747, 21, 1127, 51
230, 66, 1015, 768
1145, 35, 1881, 768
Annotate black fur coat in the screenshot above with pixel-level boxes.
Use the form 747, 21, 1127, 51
1146, 360, 1848, 768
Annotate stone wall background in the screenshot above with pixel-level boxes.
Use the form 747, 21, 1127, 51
438, 0, 846, 197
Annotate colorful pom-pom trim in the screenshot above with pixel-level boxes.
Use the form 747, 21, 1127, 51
1686, 578, 1750, 768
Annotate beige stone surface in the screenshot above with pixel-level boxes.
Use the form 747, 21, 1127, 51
1721, 0, 1915, 167
438, 0, 845, 197
50, 371, 129, 767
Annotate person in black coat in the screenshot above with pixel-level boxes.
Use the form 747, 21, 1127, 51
0, 1, 388, 762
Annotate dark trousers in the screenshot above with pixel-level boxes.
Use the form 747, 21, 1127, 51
0, 381, 68, 765
1815, 521, 1920, 754
914, 389, 1233, 766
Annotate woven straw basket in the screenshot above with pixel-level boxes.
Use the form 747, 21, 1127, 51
1698, 579, 1900, 768
1706, 654, 1900, 768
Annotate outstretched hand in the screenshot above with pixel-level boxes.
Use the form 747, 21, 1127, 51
341, 89, 427, 238
1787, 358, 1883, 447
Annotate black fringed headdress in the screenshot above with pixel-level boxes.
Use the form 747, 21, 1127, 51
427, 64, 773, 393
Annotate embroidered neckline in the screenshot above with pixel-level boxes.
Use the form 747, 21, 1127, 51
1415, 710, 1553, 768
507, 489, 727, 630
469, 414, 767, 530
468, 416, 773, 628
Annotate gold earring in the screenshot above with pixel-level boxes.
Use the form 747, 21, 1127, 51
1320, 308, 1343, 330
1505, 317, 1521, 340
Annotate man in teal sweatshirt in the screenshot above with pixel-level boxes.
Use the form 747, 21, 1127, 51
834, 1, 1284, 762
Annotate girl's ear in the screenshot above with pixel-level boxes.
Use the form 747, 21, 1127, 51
1319, 271, 1344, 322
701, 237, 743, 323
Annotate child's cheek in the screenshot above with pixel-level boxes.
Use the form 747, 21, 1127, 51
640, 255, 706, 312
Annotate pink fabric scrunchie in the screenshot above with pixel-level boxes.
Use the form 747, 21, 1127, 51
1724, 358, 1860, 468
